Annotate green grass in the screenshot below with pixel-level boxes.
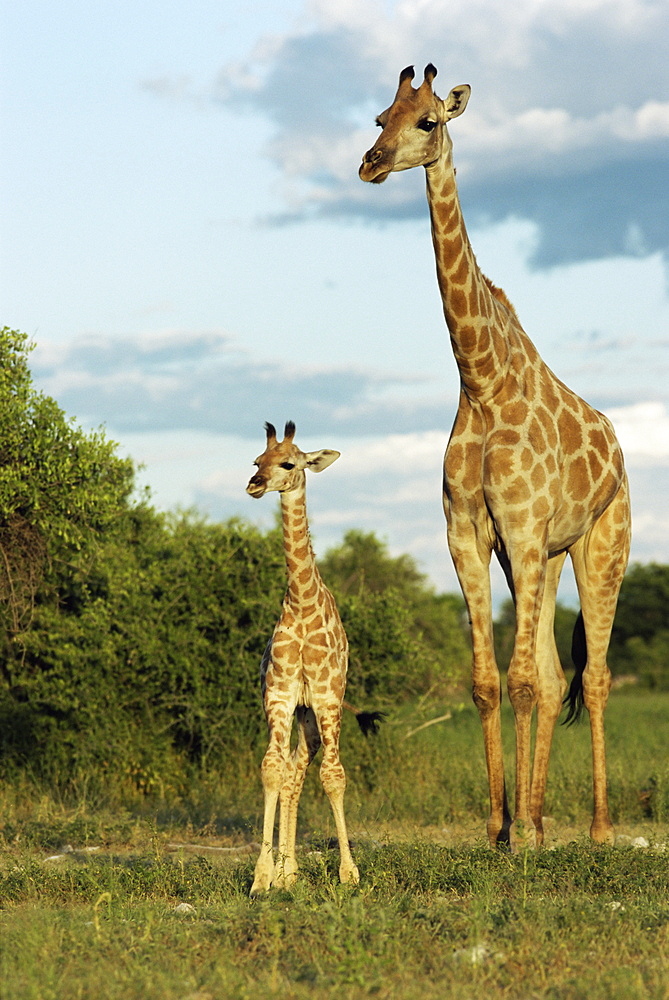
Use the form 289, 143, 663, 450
2, 689, 669, 999
2, 840, 669, 999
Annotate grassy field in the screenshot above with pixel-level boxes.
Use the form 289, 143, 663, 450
1, 689, 669, 999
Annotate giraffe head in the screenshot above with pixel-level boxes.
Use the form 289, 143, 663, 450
246, 421, 340, 498
359, 64, 470, 184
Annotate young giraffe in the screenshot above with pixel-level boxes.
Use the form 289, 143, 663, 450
246, 421, 359, 894
360, 65, 631, 851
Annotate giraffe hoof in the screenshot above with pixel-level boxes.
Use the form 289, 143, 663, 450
590, 822, 615, 846
487, 816, 511, 849
250, 862, 274, 897
250, 881, 271, 898
339, 863, 360, 885
273, 868, 299, 889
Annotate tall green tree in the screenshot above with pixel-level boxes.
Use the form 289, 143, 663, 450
319, 529, 426, 596
0, 328, 135, 631
611, 562, 669, 647
1, 510, 286, 790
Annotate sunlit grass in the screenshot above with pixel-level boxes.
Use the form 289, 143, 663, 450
1, 690, 669, 999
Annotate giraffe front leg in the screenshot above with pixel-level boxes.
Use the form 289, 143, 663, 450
529, 553, 568, 846
507, 553, 547, 853
251, 712, 292, 897
451, 539, 511, 847
275, 707, 321, 888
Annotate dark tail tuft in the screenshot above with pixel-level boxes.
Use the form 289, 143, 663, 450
343, 700, 387, 737
563, 610, 586, 725
353, 710, 387, 737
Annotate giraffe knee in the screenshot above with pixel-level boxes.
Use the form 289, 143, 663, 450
261, 748, 287, 792
508, 679, 537, 714
472, 682, 501, 720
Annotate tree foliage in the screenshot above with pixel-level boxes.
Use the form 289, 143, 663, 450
609, 563, 669, 686
1, 511, 286, 789
320, 530, 471, 699
0, 328, 134, 630
319, 529, 426, 596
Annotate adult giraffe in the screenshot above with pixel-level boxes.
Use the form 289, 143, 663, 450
360, 64, 631, 850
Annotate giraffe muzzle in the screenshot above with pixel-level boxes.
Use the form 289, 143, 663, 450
359, 148, 391, 184
246, 475, 267, 498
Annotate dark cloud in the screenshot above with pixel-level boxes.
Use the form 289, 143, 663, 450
220, 29, 373, 129
460, 154, 669, 268
211, 3, 669, 267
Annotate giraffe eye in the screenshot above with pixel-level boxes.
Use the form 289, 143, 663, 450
417, 119, 438, 132
280, 462, 295, 470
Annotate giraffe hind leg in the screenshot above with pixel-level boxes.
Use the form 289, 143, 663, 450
569, 479, 631, 844
316, 705, 359, 885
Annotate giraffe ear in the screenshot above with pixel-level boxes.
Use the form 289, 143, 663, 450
443, 85, 471, 120
304, 449, 340, 473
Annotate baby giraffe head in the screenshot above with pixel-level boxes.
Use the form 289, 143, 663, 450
246, 421, 340, 498
359, 64, 470, 184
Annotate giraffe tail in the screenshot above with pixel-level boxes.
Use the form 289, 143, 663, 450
563, 610, 586, 725
343, 700, 387, 737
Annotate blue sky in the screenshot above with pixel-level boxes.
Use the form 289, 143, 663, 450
3, 0, 669, 604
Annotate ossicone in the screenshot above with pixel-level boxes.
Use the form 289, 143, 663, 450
263, 420, 296, 444
396, 65, 416, 97
424, 63, 437, 85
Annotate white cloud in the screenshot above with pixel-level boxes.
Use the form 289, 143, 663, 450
339, 430, 447, 473
605, 401, 669, 464
208, 0, 669, 263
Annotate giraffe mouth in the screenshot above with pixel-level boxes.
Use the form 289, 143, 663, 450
359, 158, 391, 184
246, 479, 267, 498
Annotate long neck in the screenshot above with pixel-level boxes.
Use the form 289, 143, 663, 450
425, 149, 509, 399
279, 480, 323, 606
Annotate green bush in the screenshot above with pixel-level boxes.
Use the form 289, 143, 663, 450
0, 511, 287, 792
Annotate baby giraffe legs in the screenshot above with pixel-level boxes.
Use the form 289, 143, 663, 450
250, 705, 358, 895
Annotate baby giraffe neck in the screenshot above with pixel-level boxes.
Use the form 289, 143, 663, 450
280, 485, 321, 605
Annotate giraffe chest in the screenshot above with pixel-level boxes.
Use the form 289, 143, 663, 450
444, 380, 626, 550
263, 595, 348, 688
261, 625, 348, 712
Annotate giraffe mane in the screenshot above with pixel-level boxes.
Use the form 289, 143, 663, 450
483, 275, 518, 319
